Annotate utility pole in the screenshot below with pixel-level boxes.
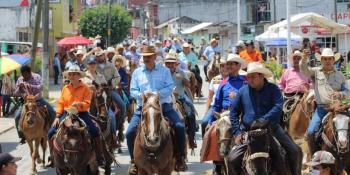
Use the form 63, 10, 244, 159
31, 0, 43, 70
107, 0, 112, 46
273, 0, 276, 23
237, 0, 241, 42
287, 0, 291, 67
334, 0, 339, 51
42, 0, 49, 99
178, 0, 181, 33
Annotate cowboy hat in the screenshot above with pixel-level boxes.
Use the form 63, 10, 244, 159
182, 43, 191, 48
63, 64, 85, 77
218, 58, 227, 65
65, 107, 78, 115
227, 54, 247, 69
244, 62, 273, 78
95, 35, 102, 39
112, 55, 125, 65
315, 48, 340, 61
95, 50, 105, 56
140, 46, 156, 56
75, 49, 85, 56
235, 40, 245, 48
165, 52, 178, 63
291, 50, 303, 58
210, 38, 217, 44
105, 46, 115, 54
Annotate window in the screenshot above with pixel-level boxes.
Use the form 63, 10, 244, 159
257, 0, 271, 23
316, 37, 336, 48
337, 0, 350, 2
17, 32, 31, 42
245, 2, 253, 23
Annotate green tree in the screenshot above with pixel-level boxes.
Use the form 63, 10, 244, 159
78, 5, 132, 45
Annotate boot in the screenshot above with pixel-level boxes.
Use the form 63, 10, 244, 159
18, 131, 26, 144
307, 134, 317, 155
128, 159, 138, 175
175, 156, 188, 172
94, 136, 106, 167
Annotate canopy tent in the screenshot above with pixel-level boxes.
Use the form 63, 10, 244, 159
265, 38, 301, 46
255, 29, 302, 42
268, 12, 349, 34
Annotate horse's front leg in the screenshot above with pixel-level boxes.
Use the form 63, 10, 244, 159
41, 137, 48, 167
27, 139, 37, 175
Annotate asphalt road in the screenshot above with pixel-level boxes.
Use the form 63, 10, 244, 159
0, 64, 213, 175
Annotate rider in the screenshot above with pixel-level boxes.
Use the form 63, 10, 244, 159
300, 48, 350, 155
235, 40, 245, 55
179, 43, 203, 97
48, 65, 105, 166
239, 41, 263, 64
125, 44, 141, 63
164, 52, 197, 148
201, 59, 228, 137
126, 46, 187, 174
65, 48, 86, 71
105, 47, 116, 63
14, 65, 56, 144
228, 62, 302, 175
203, 38, 221, 81
95, 49, 126, 136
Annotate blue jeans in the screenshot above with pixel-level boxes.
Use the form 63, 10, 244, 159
201, 106, 215, 136
48, 112, 100, 139
15, 98, 56, 132
111, 90, 126, 125
307, 107, 328, 134
178, 96, 197, 139
126, 103, 186, 159
108, 108, 117, 134
2, 95, 11, 116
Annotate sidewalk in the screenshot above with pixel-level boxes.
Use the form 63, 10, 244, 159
0, 80, 62, 136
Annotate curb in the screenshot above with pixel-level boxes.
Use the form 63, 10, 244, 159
0, 125, 15, 135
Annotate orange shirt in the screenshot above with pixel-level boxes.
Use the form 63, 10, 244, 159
56, 81, 92, 115
239, 49, 263, 63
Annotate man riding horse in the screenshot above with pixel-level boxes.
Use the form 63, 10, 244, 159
300, 48, 350, 155
14, 65, 56, 144
203, 38, 221, 81
203, 54, 247, 175
48, 65, 105, 166
228, 62, 302, 175
179, 42, 203, 97
164, 51, 197, 149
279, 50, 312, 124
126, 46, 187, 175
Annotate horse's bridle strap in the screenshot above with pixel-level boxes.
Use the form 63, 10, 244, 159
247, 152, 269, 161
321, 132, 337, 152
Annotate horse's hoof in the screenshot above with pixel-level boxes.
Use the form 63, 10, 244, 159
36, 158, 42, 164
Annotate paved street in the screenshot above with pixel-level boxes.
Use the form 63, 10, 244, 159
0, 65, 214, 175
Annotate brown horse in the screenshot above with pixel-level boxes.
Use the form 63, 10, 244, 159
321, 102, 350, 174
207, 54, 221, 82
134, 93, 174, 175
51, 109, 98, 175
20, 95, 51, 175
215, 111, 232, 175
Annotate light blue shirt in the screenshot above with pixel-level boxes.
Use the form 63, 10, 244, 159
130, 64, 174, 107
203, 46, 221, 61
171, 68, 189, 99
125, 51, 141, 62
179, 51, 198, 69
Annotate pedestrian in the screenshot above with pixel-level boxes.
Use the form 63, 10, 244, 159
1, 71, 14, 117
305, 151, 337, 175
0, 153, 21, 175
53, 53, 61, 85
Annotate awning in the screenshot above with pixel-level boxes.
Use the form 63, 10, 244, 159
154, 17, 180, 29
182, 22, 213, 34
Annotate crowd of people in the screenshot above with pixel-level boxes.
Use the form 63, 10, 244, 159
0, 34, 349, 175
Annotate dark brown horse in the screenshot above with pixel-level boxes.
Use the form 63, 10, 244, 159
20, 94, 51, 175
51, 108, 98, 175
321, 102, 350, 174
134, 93, 174, 175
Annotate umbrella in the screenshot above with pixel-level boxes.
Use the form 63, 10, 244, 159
0, 57, 22, 74
57, 36, 92, 46
5, 54, 32, 65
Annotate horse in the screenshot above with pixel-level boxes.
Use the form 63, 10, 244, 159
239, 128, 292, 175
207, 54, 221, 82
20, 94, 51, 175
134, 93, 175, 175
51, 108, 98, 175
185, 62, 198, 100
321, 102, 350, 174
285, 90, 315, 139
125, 59, 138, 123
90, 83, 118, 175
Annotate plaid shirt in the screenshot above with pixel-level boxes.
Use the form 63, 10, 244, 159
14, 73, 43, 98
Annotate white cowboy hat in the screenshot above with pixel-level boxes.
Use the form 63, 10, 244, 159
182, 43, 191, 48
244, 62, 273, 78
227, 54, 247, 69
95, 50, 105, 56
315, 48, 340, 61
104, 46, 115, 54
235, 40, 245, 47
291, 50, 303, 58
63, 64, 85, 77
165, 52, 178, 63
75, 49, 85, 56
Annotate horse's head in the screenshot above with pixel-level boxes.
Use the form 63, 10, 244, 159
331, 113, 350, 153
141, 93, 164, 148
95, 85, 108, 118
214, 111, 232, 157
245, 128, 270, 175
23, 95, 39, 127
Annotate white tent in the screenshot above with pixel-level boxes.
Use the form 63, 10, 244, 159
269, 12, 348, 34
255, 29, 302, 42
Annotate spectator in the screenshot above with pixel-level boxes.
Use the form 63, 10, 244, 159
0, 153, 20, 175
305, 151, 336, 175
1, 71, 14, 117
53, 53, 61, 85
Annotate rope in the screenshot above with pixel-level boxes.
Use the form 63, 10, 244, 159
282, 94, 301, 122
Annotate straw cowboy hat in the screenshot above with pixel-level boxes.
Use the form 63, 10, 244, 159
210, 38, 217, 44
165, 52, 178, 63
140, 46, 156, 56
112, 55, 126, 65
75, 49, 85, 56
105, 46, 115, 54
182, 43, 191, 48
244, 62, 273, 78
95, 35, 102, 39
291, 50, 303, 58
95, 50, 105, 56
227, 54, 247, 69
315, 48, 340, 61
63, 64, 85, 77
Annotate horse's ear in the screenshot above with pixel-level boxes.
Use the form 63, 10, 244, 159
142, 93, 147, 105
214, 112, 221, 119
156, 92, 160, 101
